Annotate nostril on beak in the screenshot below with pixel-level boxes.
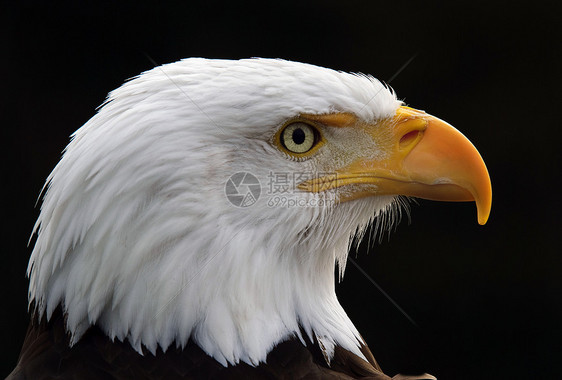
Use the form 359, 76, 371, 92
399, 130, 422, 150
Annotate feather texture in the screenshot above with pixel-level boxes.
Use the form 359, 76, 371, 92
27, 58, 402, 366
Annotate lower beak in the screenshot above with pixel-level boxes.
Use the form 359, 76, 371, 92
299, 106, 492, 225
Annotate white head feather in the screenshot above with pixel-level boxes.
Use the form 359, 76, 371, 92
27, 58, 402, 366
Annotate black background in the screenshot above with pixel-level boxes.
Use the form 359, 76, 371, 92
2, 1, 561, 378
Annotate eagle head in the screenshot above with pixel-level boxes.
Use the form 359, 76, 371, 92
27, 58, 491, 366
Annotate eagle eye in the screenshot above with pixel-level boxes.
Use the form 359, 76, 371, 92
280, 122, 318, 154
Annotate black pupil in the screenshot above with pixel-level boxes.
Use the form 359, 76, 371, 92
292, 128, 306, 145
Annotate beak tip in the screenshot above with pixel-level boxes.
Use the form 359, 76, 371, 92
476, 194, 492, 225
477, 215, 489, 225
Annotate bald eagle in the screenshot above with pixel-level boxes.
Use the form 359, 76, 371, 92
8, 58, 491, 379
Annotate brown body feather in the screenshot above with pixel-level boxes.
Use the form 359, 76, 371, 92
7, 308, 393, 380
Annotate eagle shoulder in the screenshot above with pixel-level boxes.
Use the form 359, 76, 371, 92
7, 307, 390, 380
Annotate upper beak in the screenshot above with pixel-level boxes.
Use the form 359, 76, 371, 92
299, 106, 492, 225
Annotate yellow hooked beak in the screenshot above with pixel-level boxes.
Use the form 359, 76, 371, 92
298, 106, 492, 225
